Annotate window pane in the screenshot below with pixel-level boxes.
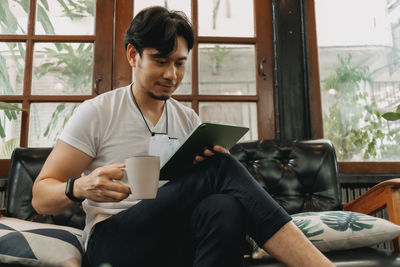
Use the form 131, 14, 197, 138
134, 0, 191, 19
0, 0, 29, 34
199, 44, 256, 95
316, 0, 400, 161
175, 53, 192, 95
0, 103, 21, 159
179, 101, 192, 108
199, 102, 257, 141
0, 42, 25, 95
198, 0, 254, 37
29, 102, 79, 147
35, 0, 95, 35
32, 43, 93, 95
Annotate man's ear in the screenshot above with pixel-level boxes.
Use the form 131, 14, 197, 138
126, 44, 138, 67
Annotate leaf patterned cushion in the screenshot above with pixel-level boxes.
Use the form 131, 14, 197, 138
0, 217, 84, 267
292, 211, 400, 252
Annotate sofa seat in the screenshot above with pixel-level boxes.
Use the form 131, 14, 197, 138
2, 141, 400, 267
244, 247, 400, 267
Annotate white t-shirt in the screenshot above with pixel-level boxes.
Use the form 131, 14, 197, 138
59, 84, 201, 244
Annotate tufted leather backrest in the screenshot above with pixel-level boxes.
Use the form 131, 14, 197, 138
6, 140, 340, 229
230, 139, 342, 214
6, 147, 86, 230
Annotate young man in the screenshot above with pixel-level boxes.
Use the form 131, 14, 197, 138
32, 6, 333, 267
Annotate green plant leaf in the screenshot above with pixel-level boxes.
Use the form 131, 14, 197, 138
396, 104, 400, 114
293, 218, 323, 241
0, 138, 19, 158
36, 3, 55, 34
15, 0, 29, 13
321, 211, 376, 232
0, 122, 5, 139
39, 0, 50, 11
382, 112, 400, 121
0, 102, 27, 111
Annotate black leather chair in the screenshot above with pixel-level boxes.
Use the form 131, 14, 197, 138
1, 148, 85, 267
2, 140, 400, 266
5, 147, 85, 229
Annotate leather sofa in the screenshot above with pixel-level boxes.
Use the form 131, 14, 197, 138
2, 139, 400, 266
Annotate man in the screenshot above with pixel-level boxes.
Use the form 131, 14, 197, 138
32, 6, 333, 267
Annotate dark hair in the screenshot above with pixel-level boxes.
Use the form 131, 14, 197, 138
124, 6, 194, 57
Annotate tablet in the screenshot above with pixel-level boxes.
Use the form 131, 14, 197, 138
159, 122, 249, 180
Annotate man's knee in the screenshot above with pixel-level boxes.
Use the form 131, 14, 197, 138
190, 194, 245, 239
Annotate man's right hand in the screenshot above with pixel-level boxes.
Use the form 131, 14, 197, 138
33, 141, 131, 215
75, 163, 131, 202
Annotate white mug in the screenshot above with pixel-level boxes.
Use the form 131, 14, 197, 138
124, 156, 160, 199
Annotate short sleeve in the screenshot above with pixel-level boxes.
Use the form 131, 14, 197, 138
59, 101, 100, 158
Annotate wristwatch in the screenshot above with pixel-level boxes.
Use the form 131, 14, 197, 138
65, 178, 84, 202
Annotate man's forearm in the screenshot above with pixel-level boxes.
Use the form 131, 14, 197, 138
32, 178, 76, 215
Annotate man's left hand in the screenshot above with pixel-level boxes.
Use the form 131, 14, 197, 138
193, 145, 229, 164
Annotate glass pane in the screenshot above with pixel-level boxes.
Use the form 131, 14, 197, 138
134, 0, 191, 20
199, 44, 256, 95
199, 102, 257, 141
35, 0, 95, 35
32, 43, 93, 95
179, 101, 192, 108
175, 54, 192, 94
0, 103, 21, 159
198, 0, 254, 37
0, 0, 29, 34
29, 102, 79, 147
0, 42, 25, 95
316, 0, 400, 161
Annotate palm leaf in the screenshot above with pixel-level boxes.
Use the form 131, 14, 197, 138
0, 138, 19, 158
39, 0, 50, 11
43, 103, 66, 137
0, 121, 5, 139
0, 0, 19, 33
36, 4, 55, 34
293, 218, 323, 242
0, 102, 27, 112
321, 211, 376, 232
15, 0, 29, 13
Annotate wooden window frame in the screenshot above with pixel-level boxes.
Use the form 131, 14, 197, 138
114, 0, 276, 139
0, 0, 277, 176
305, 0, 400, 175
0, 0, 114, 176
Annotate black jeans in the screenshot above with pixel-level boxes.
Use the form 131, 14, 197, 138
86, 153, 291, 267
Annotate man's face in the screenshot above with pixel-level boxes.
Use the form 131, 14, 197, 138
130, 36, 189, 101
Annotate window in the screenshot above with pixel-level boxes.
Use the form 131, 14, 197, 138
308, 0, 400, 174
0, 0, 276, 175
116, 0, 274, 142
0, 0, 113, 175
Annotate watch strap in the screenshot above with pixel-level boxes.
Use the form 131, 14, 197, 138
65, 177, 84, 202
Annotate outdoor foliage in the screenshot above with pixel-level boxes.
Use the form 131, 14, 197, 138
382, 104, 400, 121
0, 0, 94, 153
322, 54, 394, 161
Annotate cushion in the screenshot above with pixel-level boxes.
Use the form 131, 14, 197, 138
291, 211, 400, 252
0, 217, 84, 267
251, 210, 400, 259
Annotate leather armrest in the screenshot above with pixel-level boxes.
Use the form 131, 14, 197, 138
343, 178, 400, 252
